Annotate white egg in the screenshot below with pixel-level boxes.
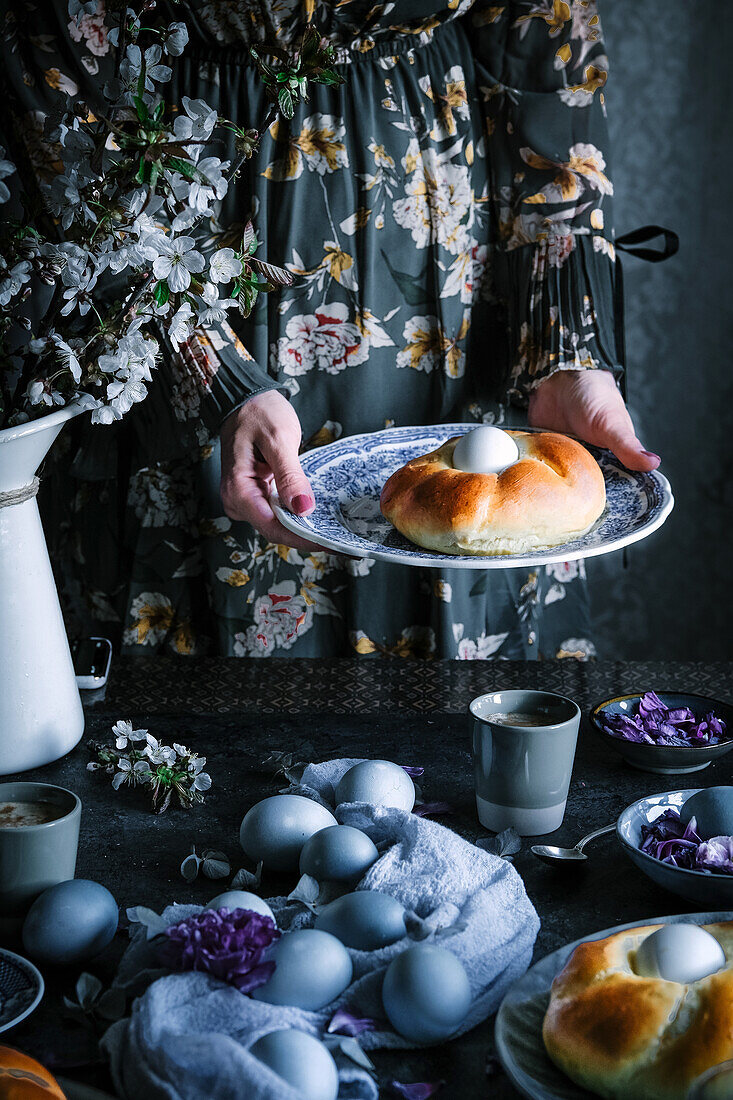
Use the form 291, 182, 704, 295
335, 760, 415, 812
249, 1029, 339, 1100
634, 924, 726, 984
252, 929, 353, 1010
240, 795, 337, 872
299, 824, 379, 883
451, 426, 519, 475
205, 890, 275, 922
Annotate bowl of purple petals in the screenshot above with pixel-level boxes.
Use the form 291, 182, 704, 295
590, 690, 733, 774
617, 788, 733, 906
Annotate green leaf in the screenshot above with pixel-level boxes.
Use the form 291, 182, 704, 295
380, 249, 428, 307
241, 221, 257, 255
153, 280, 169, 307
277, 86, 294, 119
153, 101, 165, 121
165, 155, 198, 181
76, 972, 103, 1009
133, 95, 149, 122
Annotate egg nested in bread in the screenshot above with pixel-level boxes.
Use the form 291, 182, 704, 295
379, 430, 606, 556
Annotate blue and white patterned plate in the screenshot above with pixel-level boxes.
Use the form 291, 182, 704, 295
0, 947, 44, 1033
271, 424, 674, 570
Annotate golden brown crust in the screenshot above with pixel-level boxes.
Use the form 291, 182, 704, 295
542, 921, 733, 1100
379, 431, 606, 555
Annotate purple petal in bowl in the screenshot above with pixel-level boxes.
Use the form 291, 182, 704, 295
590, 692, 733, 775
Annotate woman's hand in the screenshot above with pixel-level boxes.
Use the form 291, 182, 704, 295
528, 369, 661, 472
220, 390, 322, 551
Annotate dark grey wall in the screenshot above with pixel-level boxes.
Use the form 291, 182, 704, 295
589, 1, 733, 659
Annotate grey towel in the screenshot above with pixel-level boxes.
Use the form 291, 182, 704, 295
102, 759, 539, 1099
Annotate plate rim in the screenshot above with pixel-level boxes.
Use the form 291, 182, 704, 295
271, 424, 674, 569
0, 946, 44, 1033
494, 909, 733, 1100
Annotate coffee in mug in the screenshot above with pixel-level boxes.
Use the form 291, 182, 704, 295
0, 801, 67, 828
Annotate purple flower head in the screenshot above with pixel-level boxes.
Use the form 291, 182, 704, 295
413, 802, 453, 818
159, 907, 280, 992
697, 836, 733, 873
401, 766, 424, 778
389, 1082, 444, 1099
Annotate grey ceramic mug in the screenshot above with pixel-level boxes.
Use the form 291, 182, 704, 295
470, 690, 580, 836
0, 782, 81, 916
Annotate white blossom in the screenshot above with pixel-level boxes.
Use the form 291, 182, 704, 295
173, 97, 217, 142
163, 22, 189, 56
152, 235, 205, 292
168, 301, 194, 348
208, 247, 241, 284
0, 148, 16, 204
194, 282, 232, 326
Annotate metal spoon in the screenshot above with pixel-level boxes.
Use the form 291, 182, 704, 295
531, 823, 615, 865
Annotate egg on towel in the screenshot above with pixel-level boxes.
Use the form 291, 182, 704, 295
240, 794, 337, 872
315, 891, 406, 951
205, 890, 275, 922
299, 824, 379, 884
451, 425, 519, 475
634, 923, 725, 984
249, 1030, 339, 1100
335, 760, 415, 813
22, 879, 118, 965
252, 929, 352, 1010
382, 943, 472, 1043
681, 786, 733, 839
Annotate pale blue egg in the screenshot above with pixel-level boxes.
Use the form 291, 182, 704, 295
252, 929, 352, 1010
299, 824, 378, 884
22, 879, 118, 965
315, 891, 406, 950
205, 890, 275, 922
681, 787, 733, 840
240, 795, 337, 871
382, 944, 472, 1042
249, 1029, 339, 1100
335, 760, 415, 812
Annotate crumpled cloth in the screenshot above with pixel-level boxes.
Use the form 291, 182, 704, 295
102, 758, 539, 1100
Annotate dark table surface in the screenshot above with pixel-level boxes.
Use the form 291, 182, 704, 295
4, 658, 733, 1099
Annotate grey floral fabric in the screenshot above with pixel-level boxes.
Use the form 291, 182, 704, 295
2, 0, 621, 659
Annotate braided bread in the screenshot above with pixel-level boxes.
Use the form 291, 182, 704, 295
543, 921, 733, 1099
379, 431, 605, 556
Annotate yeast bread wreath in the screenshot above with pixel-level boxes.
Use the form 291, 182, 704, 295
379, 426, 606, 556
543, 921, 733, 1100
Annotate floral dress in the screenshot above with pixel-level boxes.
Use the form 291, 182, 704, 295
2, 0, 621, 659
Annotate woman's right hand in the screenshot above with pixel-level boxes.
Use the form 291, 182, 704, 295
220, 390, 322, 551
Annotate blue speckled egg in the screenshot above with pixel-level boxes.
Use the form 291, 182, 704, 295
252, 929, 352, 1009
205, 891, 275, 922
335, 760, 415, 812
249, 1029, 339, 1100
240, 795, 337, 872
681, 787, 733, 840
299, 824, 378, 884
382, 944, 472, 1042
22, 879, 118, 965
315, 890, 406, 950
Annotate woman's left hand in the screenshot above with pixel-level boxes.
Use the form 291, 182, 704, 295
528, 369, 661, 472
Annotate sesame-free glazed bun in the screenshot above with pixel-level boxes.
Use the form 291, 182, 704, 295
379, 431, 605, 556
542, 922, 733, 1100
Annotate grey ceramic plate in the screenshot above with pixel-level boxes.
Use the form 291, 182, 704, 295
0, 947, 44, 1033
617, 789, 733, 906
272, 424, 674, 569
495, 910, 733, 1100
590, 692, 733, 775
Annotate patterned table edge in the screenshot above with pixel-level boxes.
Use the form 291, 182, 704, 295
94, 659, 733, 715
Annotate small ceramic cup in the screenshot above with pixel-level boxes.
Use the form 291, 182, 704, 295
0, 781, 81, 916
470, 689, 580, 836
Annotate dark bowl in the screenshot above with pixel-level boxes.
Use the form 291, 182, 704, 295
590, 691, 733, 775
617, 788, 733, 907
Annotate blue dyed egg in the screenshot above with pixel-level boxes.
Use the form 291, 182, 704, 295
22, 879, 118, 965
249, 1029, 339, 1100
240, 795, 337, 871
335, 760, 415, 812
681, 787, 733, 840
382, 944, 472, 1042
205, 891, 275, 922
299, 825, 378, 884
252, 929, 352, 1010
315, 891, 406, 951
